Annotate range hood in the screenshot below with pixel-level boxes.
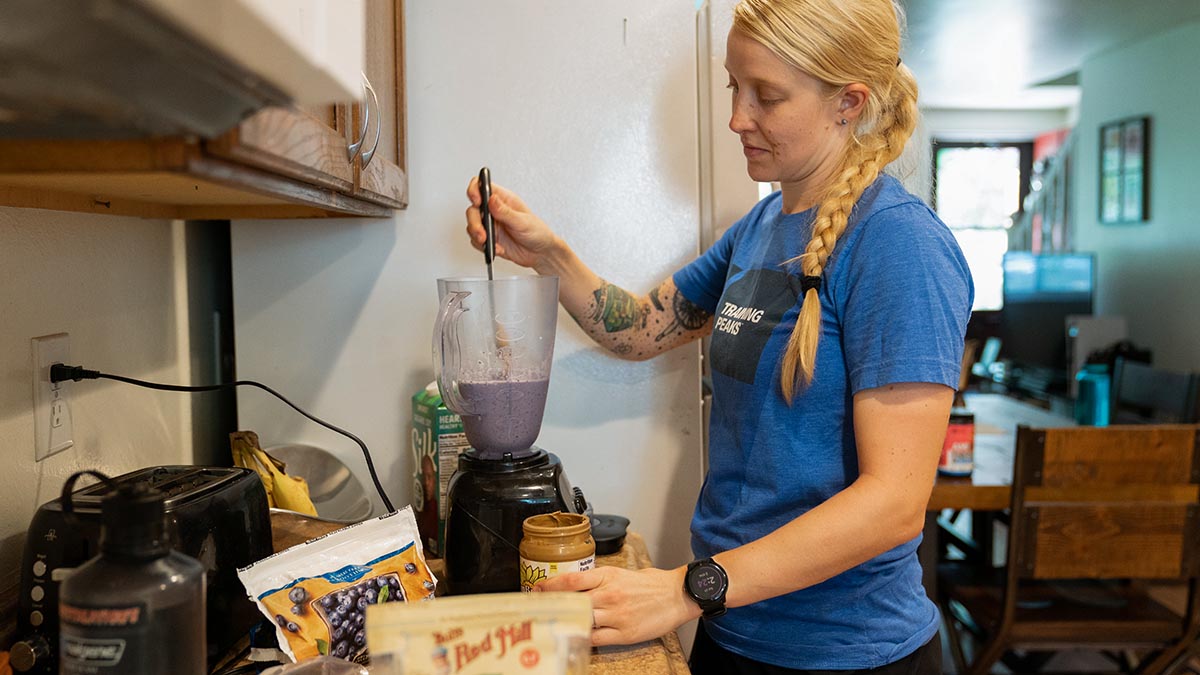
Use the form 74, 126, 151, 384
0, 0, 361, 139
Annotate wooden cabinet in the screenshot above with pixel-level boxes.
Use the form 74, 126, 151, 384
206, 106, 356, 197
0, 1, 406, 219
354, 0, 408, 208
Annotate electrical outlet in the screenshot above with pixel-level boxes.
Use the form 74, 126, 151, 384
32, 333, 73, 461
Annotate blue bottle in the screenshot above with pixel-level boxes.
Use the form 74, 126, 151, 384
1074, 364, 1110, 426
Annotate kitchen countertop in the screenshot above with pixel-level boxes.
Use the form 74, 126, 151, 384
267, 513, 692, 675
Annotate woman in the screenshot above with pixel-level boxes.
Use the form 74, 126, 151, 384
463, 0, 971, 672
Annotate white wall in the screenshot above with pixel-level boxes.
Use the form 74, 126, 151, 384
1072, 21, 1200, 371
231, 1, 705, 571
0, 207, 193, 643
701, 0, 764, 245
924, 107, 1074, 143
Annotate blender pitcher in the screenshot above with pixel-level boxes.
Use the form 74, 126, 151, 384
433, 275, 559, 458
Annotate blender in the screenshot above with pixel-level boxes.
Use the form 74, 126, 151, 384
433, 275, 588, 595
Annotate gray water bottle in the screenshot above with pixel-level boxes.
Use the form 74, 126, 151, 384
57, 470, 206, 675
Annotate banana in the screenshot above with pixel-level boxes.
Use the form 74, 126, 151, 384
231, 431, 275, 507
230, 431, 318, 516
255, 446, 318, 516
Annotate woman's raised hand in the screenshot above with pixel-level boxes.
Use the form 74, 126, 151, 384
465, 177, 561, 272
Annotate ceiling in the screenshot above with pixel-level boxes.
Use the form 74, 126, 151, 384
901, 0, 1200, 110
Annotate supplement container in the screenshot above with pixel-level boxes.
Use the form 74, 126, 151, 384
938, 408, 976, 477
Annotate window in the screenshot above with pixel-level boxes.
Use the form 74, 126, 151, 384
932, 142, 1032, 311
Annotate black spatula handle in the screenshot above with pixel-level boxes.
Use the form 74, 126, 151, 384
479, 167, 494, 273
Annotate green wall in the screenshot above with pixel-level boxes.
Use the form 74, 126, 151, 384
1073, 21, 1200, 370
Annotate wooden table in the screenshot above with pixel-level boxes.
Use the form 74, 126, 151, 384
267, 514, 691, 675
920, 393, 1076, 591
927, 392, 1077, 511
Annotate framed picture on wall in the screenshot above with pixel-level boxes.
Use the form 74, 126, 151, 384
1098, 116, 1150, 224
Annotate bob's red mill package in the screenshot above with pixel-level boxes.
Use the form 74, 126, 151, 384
366, 593, 591, 675
238, 508, 437, 664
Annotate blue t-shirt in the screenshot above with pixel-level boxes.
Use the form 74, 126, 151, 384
673, 175, 973, 669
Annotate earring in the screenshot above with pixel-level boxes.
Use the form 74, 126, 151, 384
839, 118, 848, 126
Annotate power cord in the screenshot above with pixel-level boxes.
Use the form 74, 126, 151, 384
51, 364, 395, 513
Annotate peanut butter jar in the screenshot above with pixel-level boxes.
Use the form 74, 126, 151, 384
519, 512, 595, 592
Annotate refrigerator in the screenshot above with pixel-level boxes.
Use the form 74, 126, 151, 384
230, 0, 761, 574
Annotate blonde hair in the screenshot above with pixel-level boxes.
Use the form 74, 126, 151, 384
732, 0, 920, 403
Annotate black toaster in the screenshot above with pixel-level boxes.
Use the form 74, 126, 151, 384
10, 465, 273, 673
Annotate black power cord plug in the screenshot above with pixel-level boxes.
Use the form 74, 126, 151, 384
50, 364, 99, 382
49, 363, 395, 513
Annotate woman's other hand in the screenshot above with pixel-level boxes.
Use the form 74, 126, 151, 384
533, 566, 701, 646
465, 177, 562, 271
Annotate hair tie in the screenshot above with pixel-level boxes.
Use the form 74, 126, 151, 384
801, 275, 821, 295
896, 57, 902, 67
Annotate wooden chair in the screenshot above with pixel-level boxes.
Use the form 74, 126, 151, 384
939, 424, 1200, 675
1111, 358, 1200, 424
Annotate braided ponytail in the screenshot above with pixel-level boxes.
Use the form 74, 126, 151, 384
780, 67, 918, 402
732, 0, 921, 403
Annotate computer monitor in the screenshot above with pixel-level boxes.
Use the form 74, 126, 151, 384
999, 252, 1095, 373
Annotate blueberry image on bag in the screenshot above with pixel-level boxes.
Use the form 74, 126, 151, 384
311, 573, 406, 661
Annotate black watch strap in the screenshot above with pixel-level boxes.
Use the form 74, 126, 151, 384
684, 558, 728, 619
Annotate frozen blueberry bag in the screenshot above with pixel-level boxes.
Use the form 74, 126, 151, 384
238, 507, 437, 664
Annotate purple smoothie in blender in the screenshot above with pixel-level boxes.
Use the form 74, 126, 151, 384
457, 378, 550, 457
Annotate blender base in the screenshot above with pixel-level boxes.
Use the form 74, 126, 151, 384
443, 448, 587, 595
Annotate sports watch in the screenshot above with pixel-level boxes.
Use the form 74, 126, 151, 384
684, 558, 729, 618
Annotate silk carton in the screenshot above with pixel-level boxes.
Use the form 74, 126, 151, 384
411, 382, 471, 556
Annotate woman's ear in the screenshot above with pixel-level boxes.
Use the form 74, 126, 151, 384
837, 83, 870, 122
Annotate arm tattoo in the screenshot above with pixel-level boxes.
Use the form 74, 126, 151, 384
654, 290, 711, 342
674, 292, 710, 330
649, 287, 665, 311
591, 283, 645, 333
590, 286, 608, 324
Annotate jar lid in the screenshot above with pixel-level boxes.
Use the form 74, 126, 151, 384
591, 514, 629, 555
523, 511, 590, 537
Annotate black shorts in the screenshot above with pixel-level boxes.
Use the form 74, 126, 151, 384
688, 619, 942, 675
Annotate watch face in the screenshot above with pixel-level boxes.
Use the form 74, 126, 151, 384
687, 565, 726, 601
